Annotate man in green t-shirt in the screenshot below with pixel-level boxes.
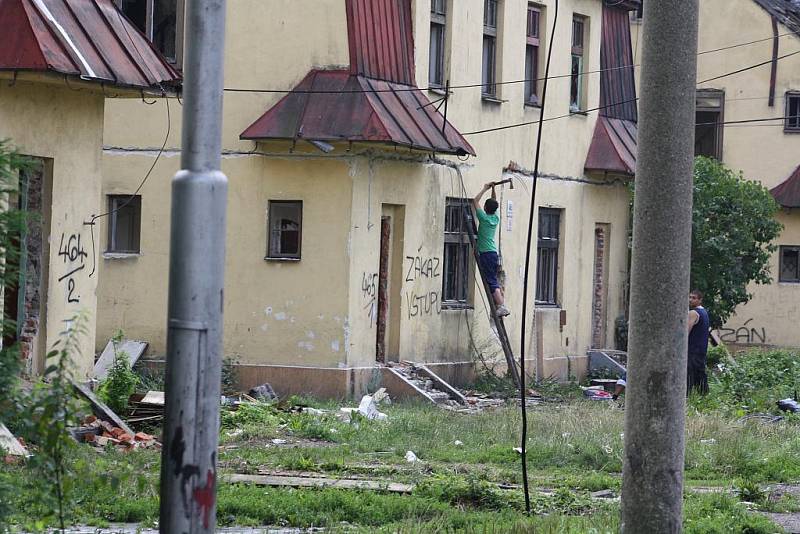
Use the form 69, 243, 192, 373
472, 182, 510, 317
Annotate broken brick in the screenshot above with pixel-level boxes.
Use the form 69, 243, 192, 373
102, 431, 114, 439
118, 433, 134, 444
84, 433, 97, 443
82, 415, 97, 425
110, 427, 125, 438
135, 432, 154, 442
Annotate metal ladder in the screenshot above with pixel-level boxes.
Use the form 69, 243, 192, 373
464, 206, 522, 388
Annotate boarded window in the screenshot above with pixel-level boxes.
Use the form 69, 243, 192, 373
780, 246, 800, 283
524, 4, 541, 105
267, 201, 302, 260
570, 16, 586, 111
429, 0, 447, 87
786, 93, 800, 132
695, 90, 725, 160
482, 0, 499, 97
442, 198, 472, 306
116, 0, 183, 63
107, 195, 142, 253
536, 208, 560, 305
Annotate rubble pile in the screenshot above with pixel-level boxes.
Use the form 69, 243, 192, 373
75, 415, 160, 451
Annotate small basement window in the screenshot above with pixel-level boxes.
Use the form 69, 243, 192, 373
107, 195, 142, 254
780, 246, 800, 283
267, 200, 302, 260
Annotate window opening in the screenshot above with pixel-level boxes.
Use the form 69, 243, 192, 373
107, 195, 142, 253
116, 0, 183, 63
695, 90, 725, 160
535, 208, 560, 305
780, 246, 800, 283
786, 93, 800, 132
482, 0, 499, 97
442, 198, 472, 306
267, 201, 302, 260
525, 4, 541, 105
570, 16, 585, 111
429, 0, 447, 88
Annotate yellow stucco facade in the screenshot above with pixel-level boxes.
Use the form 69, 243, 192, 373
631, 0, 800, 348
0, 76, 105, 377
98, 0, 634, 396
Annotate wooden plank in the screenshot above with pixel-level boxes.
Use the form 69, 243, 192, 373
418, 365, 468, 404
381, 367, 438, 405
0, 422, 27, 456
227, 473, 414, 494
93, 339, 148, 380
72, 382, 134, 436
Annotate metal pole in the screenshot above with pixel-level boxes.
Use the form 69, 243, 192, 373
159, 0, 228, 531
620, 0, 698, 531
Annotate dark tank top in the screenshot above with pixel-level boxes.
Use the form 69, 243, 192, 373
688, 306, 709, 355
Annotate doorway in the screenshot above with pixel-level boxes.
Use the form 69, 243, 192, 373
591, 223, 610, 348
376, 205, 404, 363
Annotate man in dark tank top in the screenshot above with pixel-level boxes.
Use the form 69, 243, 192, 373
687, 289, 710, 395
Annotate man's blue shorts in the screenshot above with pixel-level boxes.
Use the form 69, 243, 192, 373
478, 251, 500, 292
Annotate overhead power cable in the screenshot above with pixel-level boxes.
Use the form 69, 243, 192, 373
462, 47, 800, 136
222, 31, 798, 95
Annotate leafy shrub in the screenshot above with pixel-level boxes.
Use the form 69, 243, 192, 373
220, 402, 281, 430
706, 345, 727, 369
97, 331, 139, 413
415, 475, 522, 511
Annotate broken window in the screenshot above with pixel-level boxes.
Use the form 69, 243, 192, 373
267, 201, 302, 260
116, 0, 183, 63
482, 0, 499, 98
524, 4, 542, 105
429, 0, 447, 88
536, 208, 560, 305
570, 16, 586, 112
695, 89, 725, 160
107, 195, 142, 254
442, 198, 472, 306
786, 92, 800, 132
780, 246, 800, 283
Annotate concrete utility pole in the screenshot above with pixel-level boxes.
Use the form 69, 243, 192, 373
159, 0, 228, 531
620, 0, 698, 532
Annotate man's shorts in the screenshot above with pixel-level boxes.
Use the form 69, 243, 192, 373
478, 251, 500, 292
616, 371, 627, 387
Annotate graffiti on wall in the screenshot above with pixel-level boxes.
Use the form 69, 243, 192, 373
57, 232, 88, 304
717, 318, 768, 345
403, 252, 441, 320
361, 272, 377, 328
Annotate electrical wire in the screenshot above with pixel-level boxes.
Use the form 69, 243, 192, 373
519, 0, 559, 514
84, 97, 171, 277
221, 32, 798, 96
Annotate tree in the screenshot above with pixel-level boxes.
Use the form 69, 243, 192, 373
690, 156, 783, 329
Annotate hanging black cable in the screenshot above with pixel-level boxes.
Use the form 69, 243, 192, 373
519, 0, 559, 515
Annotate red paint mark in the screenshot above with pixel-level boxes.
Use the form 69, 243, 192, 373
193, 470, 215, 528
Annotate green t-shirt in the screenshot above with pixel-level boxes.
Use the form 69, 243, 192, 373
476, 209, 499, 253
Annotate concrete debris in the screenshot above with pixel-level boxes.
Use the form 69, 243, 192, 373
271, 439, 288, 445
591, 489, 616, 499
303, 408, 327, 416
358, 395, 388, 421
248, 383, 278, 401
404, 450, 418, 463
372, 387, 391, 405
454, 440, 464, 447
72, 381, 135, 437
139, 391, 165, 406
0, 422, 28, 457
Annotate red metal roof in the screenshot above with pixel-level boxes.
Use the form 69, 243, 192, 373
599, 4, 638, 122
346, 0, 415, 85
585, 117, 637, 176
771, 164, 800, 208
240, 70, 475, 156
0, 0, 181, 90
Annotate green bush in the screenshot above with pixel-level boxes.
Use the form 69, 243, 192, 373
706, 345, 727, 369
97, 331, 139, 413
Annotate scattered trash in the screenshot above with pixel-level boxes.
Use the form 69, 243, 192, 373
72, 382, 135, 437
700, 438, 717, 445
358, 395, 388, 421
303, 408, 327, 416
248, 383, 278, 402
226, 429, 244, 438
271, 439, 288, 445
582, 387, 613, 401
404, 450, 418, 463
454, 440, 463, 447
777, 398, 800, 413
513, 447, 523, 454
